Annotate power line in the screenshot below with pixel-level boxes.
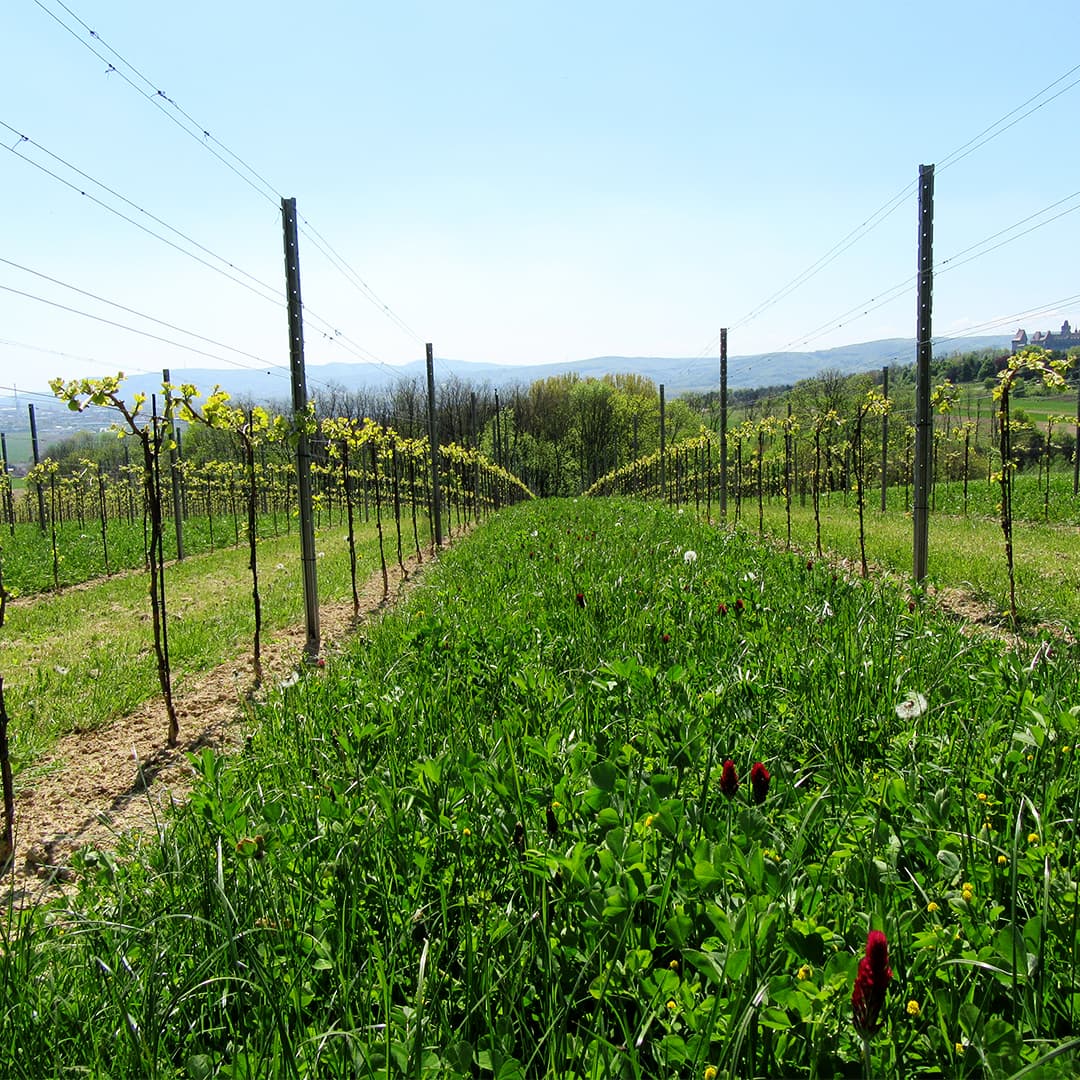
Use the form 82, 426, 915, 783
1, 124, 406, 380
298, 217, 424, 344
29, 0, 281, 207
1, 119, 287, 308
727, 181, 917, 337
709, 59, 1080, 358
731, 182, 1080, 368
0, 279, 292, 372
31, 0, 424, 348
0, 256, 282, 369
936, 62, 1080, 174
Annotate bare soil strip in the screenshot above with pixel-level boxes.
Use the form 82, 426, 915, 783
3, 548, 430, 910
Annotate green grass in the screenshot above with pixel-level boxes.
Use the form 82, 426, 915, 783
740, 495, 1080, 631
2, 497, 1077, 1078
0, 509, 306, 597
0, 517, 430, 778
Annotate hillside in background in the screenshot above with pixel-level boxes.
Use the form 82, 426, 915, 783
115, 333, 1011, 402
3, 335, 1012, 466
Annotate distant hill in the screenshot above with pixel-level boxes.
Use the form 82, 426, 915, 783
0, 335, 1012, 466
114, 334, 1012, 403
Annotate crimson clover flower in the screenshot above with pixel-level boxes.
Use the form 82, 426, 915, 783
750, 761, 770, 804
720, 759, 739, 798
717, 602, 728, 615
852, 930, 892, 1034
575, 592, 586, 608
734, 598, 745, 613
662, 633, 671, 644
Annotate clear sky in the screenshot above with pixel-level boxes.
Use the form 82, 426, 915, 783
2, 0, 1079, 394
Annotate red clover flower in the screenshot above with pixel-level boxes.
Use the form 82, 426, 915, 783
852, 930, 892, 1035
720, 759, 739, 798
750, 762, 770, 804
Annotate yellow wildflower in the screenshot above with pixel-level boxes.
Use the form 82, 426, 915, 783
976, 792, 988, 802
997, 854, 1007, 865
797, 964, 813, 981
705, 1069, 718, 1080
1028, 833, 1039, 844
907, 1000, 921, 1017
644, 814, 658, 829
927, 901, 939, 913
666, 998, 677, 1013
669, 959, 679, 971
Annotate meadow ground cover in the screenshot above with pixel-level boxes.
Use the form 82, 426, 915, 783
751, 499, 1080, 632
0, 510, 305, 598
0, 520, 410, 774
1, 497, 1078, 1078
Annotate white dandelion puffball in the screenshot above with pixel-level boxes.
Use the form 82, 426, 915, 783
895, 691, 928, 720
684, 550, 698, 564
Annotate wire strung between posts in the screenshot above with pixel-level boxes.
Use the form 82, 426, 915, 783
31, 0, 424, 350
698, 59, 1080, 359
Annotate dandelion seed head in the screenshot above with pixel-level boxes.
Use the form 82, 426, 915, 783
895, 691, 928, 720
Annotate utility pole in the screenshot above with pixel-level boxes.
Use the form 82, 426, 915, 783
0, 433, 12, 535
426, 344, 443, 547
659, 384, 666, 502
281, 196, 320, 659
162, 369, 185, 560
28, 404, 45, 532
880, 365, 889, 513
1073, 372, 1080, 496
470, 392, 480, 510
492, 389, 502, 510
912, 165, 935, 584
719, 329, 728, 519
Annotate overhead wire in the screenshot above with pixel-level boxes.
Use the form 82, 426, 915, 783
719, 179, 1080, 380
703, 59, 1080, 363
1, 256, 280, 369
1, 119, 287, 307
29, 0, 280, 208
29, 0, 424, 352
0, 280, 289, 372
0, 120, 407, 379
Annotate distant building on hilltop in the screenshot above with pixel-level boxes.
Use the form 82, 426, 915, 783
1011, 319, 1080, 354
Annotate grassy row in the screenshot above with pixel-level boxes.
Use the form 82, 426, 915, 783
741, 499, 1080, 631
0, 506, 344, 597
1, 519, 428, 778
2, 497, 1077, 1077
3, 472, 1078, 600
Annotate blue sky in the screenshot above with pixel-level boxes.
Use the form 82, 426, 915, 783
2, 0, 1079, 393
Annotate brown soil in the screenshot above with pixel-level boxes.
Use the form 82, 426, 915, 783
2, 546, 435, 909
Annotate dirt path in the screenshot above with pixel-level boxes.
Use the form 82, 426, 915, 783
3, 547, 433, 909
